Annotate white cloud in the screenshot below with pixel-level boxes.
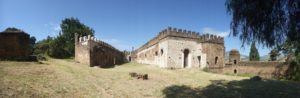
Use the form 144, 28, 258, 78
53, 25, 61, 31
202, 27, 229, 37
44, 23, 61, 36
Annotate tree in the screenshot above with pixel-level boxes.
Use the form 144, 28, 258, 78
269, 48, 280, 61
29, 36, 36, 54
33, 18, 94, 58
60, 17, 95, 56
249, 42, 260, 61
48, 33, 71, 58
33, 36, 53, 55
226, 0, 300, 54
226, 0, 300, 81
3, 27, 22, 32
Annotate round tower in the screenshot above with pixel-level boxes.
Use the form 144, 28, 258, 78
229, 49, 240, 65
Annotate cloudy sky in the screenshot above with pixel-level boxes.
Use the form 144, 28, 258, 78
0, 0, 271, 56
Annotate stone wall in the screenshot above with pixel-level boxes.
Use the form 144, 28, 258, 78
135, 27, 224, 53
229, 49, 240, 65
202, 42, 225, 68
209, 61, 288, 78
0, 31, 30, 59
75, 34, 125, 67
133, 27, 225, 69
166, 38, 206, 68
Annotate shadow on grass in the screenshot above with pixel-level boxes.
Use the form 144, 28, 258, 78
162, 79, 300, 98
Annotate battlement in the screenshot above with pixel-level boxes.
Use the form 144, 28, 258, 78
136, 27, 224, 52
159, 27, 224, 43
76, 34, 122, 53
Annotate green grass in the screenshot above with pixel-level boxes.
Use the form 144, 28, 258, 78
0, 59, 299, 98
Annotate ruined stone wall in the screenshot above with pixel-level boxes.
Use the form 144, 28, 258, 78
75, 34, 125, 67
134, 27, 224, 69
229, 49, 240, 65
89, 40, 125, 67
135, 27, 223, 53
167, 37, 207, 68
202, 42, 225, 68
75, 38, 91, 65
221, 61, 288, 78
136, 41, 167, 67
0, 32, 30, 59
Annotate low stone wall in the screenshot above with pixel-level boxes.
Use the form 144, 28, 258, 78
209, 61, 288, 78
238, 61, 285, 66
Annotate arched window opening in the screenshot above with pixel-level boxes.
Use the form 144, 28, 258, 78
234, 60, 237, 64
215, 57, 218, 64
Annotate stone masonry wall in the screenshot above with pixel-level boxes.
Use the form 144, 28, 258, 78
0, 32, 30, 59
202, 43, 225, 68
134, 27, 224, 69
75, 34, 125, 67
167, 37, 207, 68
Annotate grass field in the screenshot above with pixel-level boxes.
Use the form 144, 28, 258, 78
0, 59, 300, 98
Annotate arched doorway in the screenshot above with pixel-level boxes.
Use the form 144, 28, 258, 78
128, 56, 131, 62
183, 49, 190, 68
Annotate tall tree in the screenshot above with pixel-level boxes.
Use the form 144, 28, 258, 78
60, 17, 95, 56
249, 42, 260, 61
48, 33, 70, 58
33, 36, 53, 55
226, 0, 300, 80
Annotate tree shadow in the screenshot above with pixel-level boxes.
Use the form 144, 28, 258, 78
162, 79, 300, 98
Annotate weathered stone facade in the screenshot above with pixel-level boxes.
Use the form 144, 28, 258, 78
132, 27, 225, 69
220, 49, 287, 78
229, 49, 240, 65
75, 34, 125, 67
0, 31, 30, 59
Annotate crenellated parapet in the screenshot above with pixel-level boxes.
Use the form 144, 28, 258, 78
77, 34, 122, 53
136, 27, 224, 52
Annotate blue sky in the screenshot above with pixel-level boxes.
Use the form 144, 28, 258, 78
0, 0, 271, 56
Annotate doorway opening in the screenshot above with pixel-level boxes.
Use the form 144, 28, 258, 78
215, 57, 218, 64
183, 49, 190, 68
128, 56, 131, 62
197, 56, 201, 66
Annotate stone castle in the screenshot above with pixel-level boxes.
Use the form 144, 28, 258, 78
75, 34, 125, 67
131, 27, 225, 69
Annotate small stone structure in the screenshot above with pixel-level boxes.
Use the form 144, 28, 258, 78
0, 31, 31, 60
220, 49, 288, 78
229, 49, 240, 65
75, 33, 125, 67
131, 27, 225, 69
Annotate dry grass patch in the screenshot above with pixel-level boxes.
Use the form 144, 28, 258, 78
4, 59, 298, 98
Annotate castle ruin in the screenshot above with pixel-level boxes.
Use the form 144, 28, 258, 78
229, 49, 240, 65
221, 49, 287, 78
75, 33, 125, 67
132, 27, 225, 69
0, 31, 31, 60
